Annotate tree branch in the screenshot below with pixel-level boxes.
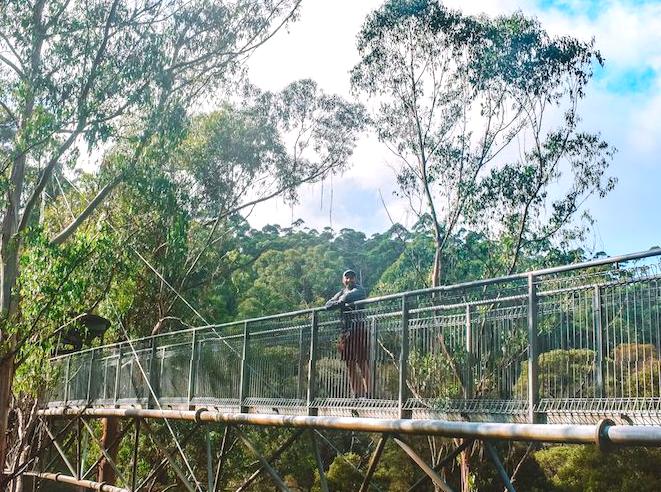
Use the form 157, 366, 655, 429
50, 173, 124, 246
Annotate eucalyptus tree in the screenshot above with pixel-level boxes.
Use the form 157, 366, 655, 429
352, 2, 615, 488
115, 80, 367, 334
0, 0, 303, 476
351, 0, 614, 288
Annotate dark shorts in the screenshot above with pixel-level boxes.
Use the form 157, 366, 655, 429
338, 323, 369, 362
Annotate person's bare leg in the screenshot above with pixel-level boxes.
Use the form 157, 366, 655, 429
358, 360, 370, 397
347, 360, 364, 398
346, 361, 361, 397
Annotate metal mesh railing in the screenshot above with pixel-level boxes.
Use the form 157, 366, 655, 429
45, 249, 661, 424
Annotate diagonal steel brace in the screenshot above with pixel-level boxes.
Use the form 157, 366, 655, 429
393, 434, 454, 492
232, 426, 291, 492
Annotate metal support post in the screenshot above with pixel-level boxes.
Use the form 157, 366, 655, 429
131, 419, 141, 492
64, 356, 71, 406
148, 338, 159, 409
86, 349, 96, 403
593, 285, 605, 398
206, 428, 213, 492
464, 305, 473, 399
232, 426, 291, 492
359, 434, 388, 492
484, 441, 516, 492
309, 431, 329, 492
369, 316, 377, 398
213, 426, 231, 492
114, 345, 123, 407
307, 311, 319, 415
76, 418, 81, 479
527, 274, 540, 424
297, 326, 306, 401
392, 435, 454, 492
399, 295, 411, 419
187, 330, 199, 408
239, 321, 251, 413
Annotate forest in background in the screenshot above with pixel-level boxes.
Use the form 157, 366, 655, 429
1, 0, 658, 490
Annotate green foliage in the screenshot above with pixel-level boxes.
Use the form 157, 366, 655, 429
319, 452, 364, 491
532, 445, 661, 492
515, 349, 596, 399
408, 349, 463, 400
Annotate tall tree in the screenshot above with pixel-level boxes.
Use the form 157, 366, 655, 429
0, 0, 303, 475
351, 0, 615, 288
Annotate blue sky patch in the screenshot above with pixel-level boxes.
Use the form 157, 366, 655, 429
593, 65, 658, 94
537, 0, 658, 20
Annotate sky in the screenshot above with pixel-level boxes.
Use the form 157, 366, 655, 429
246, 0, 661, 256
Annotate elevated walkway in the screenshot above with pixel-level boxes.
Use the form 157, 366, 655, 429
23, 248, 661, 492
46, 248, 661, 426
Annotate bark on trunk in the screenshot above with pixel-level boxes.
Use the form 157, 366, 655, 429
97, 417, 120, 484
0, 356, 15, 479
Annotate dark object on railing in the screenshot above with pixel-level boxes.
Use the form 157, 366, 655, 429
57, 313, 110, 354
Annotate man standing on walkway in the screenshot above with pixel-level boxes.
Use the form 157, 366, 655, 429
325, 270, 370, 398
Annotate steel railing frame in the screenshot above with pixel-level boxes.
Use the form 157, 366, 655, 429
45, 248, 661, 425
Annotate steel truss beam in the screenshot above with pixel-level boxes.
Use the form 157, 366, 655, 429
359, 434, 388, 492
80, 418, 128, 487
24, 410, 661, 492
236, 429, 305, 492
393, 435, 454, 492
213, 425, 232, 491
23, 471, 129, 492
309, 430, 329, 492
485, 441, 516, 492
142, 419, 200, 492
408, 439, 473, 491
232, 426, 290, 491
81, 420, 135, 482
40, 419, 78, 477
38, 408, 661, 447
135, 423, 201, 492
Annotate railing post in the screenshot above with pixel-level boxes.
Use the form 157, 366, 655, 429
399, 295, 411, 419
307, 311, 319, 416
148, 338, 159, 409
593, 285, 605, 398
369, 316, 377, 399
464, 305, 473, 399
297, 325, 306, 402
86, 349, 96, 404
239, 321, 250, 413
527, 274, 540, 424
187, 330, 199, 408
63, 356, 71, 406
113, 345, 123, 407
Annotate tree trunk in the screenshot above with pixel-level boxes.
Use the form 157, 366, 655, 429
0, 239, 22, 476
0, 356, 15, 480
97, 418, 120, 484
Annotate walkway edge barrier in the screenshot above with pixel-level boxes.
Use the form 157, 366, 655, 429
38, 407, 661, 447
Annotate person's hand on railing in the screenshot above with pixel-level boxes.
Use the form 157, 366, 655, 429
325, 299, 342, 310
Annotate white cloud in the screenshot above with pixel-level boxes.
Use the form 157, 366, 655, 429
246, 0, 661, 253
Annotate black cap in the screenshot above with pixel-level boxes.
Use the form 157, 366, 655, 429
343, 269, 356, 278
